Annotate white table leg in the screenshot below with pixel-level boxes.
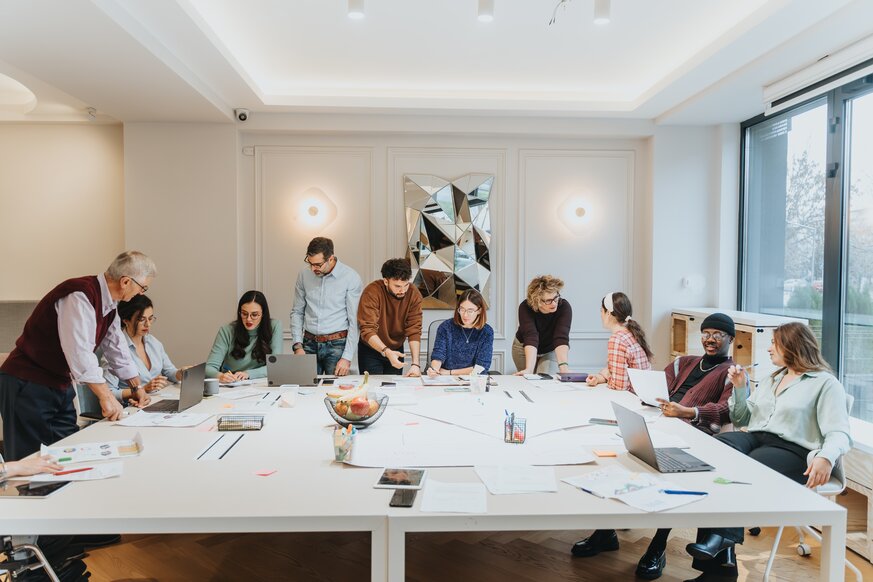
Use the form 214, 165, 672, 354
371, 520, 388, 582
820, 513, 847, 582
387, 520, 406, 582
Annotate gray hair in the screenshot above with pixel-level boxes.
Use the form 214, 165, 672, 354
106, 251, 156, 282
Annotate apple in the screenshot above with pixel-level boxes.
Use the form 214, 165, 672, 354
350, 397, 371, 418
368, 399, 379, 416
334, 401, 349, 417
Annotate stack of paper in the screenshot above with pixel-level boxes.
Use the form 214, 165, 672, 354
474, 465, 558, 494
116, 412, 211, 428
41, 433, 143, 464
562, 466, 708, 512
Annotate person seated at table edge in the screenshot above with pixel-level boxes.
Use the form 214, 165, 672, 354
573, 312, 738, 580
428, 289, 494, 377
206, 290, 282, 382
586, 291, 652, 390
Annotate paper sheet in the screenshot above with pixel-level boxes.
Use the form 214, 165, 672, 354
420, 480, 487, 513
41, 433, 143, 464
562, 466, 707, 512
116, 412, 212, 428
626, 369, 670, 406
30, 461, 123, 482
474, 465, 557, 494
220, 379, 258, 387
217, 387, 265, 400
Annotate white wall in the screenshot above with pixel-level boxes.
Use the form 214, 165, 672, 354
0, 124, 124, 299
123, 123, 238, 364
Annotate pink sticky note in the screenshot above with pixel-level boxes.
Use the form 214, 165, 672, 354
256, 469, 277, 477
404, 422, 419, 426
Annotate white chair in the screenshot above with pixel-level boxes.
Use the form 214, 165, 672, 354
763, 393, 862, 582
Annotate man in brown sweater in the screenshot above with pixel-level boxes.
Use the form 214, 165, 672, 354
357, 258, 423, 376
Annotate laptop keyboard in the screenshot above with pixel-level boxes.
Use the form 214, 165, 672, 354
143, 399, 179, 413
655, 449, 695, 472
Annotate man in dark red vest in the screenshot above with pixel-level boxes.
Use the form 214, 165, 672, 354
0, 250, 157, 461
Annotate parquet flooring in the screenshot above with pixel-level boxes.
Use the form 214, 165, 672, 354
84, 526, 873, 581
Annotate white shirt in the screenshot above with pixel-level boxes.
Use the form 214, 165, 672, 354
55, 273, 138, 385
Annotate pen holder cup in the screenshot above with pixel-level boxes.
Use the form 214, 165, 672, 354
504, 417, 527, 444
333, 430, 355, 463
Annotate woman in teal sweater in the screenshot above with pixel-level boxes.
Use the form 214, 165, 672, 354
206, 290, 283, 381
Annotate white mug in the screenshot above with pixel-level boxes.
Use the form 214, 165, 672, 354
203, 378, 219, 396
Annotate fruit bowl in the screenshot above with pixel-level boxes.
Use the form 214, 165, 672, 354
324, 392, 389, 429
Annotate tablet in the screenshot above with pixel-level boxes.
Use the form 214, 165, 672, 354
373, 468, 427, 490
0, 480, 71, 498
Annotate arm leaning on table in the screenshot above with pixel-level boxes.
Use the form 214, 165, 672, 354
290, 271, 306, 354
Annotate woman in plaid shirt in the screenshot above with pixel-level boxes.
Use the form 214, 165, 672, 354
586, 291, 652, 390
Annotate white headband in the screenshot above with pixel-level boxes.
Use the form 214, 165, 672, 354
602, 292, 615, 314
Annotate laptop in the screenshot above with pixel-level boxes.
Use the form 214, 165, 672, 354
266, 354, 318, 386
142, 363, 206, 413
611, 401, 714, 473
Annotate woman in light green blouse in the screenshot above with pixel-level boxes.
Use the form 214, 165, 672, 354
206, 290, 283, 381
683, 322, 852, 581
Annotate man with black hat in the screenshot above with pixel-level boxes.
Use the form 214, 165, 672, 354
572, 313, 737, 581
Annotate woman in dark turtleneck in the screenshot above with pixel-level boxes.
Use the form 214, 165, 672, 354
572, 313, 737, 581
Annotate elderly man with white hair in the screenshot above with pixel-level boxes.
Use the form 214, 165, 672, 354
0, 250, 157, 461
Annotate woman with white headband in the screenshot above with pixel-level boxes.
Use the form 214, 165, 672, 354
586, 291, 652, 391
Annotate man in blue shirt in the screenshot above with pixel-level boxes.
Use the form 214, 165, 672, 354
290, 237, 363, 376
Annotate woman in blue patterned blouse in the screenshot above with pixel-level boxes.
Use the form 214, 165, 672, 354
427, 289, 494, 376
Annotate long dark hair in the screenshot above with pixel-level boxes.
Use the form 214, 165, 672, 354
604, 292, 653, 360
231, 290, 274, 363
118, 294, 153, 335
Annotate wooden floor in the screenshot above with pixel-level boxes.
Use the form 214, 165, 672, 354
85, 527, 873, 581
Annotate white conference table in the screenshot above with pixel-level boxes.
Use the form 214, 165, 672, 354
0, 375, 847, 581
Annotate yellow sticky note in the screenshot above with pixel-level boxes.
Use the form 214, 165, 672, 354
593, 449, 617, 458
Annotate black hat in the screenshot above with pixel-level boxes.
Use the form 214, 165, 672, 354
700, 313, 735, 337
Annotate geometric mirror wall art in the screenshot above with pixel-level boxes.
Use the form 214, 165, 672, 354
404, 173, 494, 309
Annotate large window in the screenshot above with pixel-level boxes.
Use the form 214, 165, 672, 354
741, 74, 873, 422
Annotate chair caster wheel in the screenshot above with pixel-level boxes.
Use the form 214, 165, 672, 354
796, 543, 812, 556
749, 527, 761, 536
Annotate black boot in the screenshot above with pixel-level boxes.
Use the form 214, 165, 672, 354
570, 529, 619, 557
685, 533, 734, 561
683, 571, 738, 582
635, 542, 666, 579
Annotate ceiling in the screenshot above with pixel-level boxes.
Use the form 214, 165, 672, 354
0, 0, 871, 125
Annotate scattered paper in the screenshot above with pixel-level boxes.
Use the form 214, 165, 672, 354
116, 412, 211, 428
218, 388, 264, 400
41, 433, 143, 464
220, 379, 258, 387
420, 480, 487, 513
474, 465, 557, 494
30, 461, 123, 482
562, 466, 707, 512
626, 369, 670, 406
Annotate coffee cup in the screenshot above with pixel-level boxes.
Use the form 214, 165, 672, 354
203, 378, 219, 396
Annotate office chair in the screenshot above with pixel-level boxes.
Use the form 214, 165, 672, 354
762, 393, 862, 582
1, 536, 61, 582
423, 319, 447, 374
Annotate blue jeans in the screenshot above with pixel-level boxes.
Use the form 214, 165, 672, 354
303, 337, 347, 375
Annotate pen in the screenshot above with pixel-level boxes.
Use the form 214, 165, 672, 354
53, 467, 93, 476
660, 489, 708, 496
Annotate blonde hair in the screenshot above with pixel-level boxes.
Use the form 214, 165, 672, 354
525, 275, 564, 313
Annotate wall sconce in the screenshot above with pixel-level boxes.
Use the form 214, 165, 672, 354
558, 196, 591, 235
295, 187, 337, 228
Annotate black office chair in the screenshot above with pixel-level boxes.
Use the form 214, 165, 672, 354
424, 319, 448, 374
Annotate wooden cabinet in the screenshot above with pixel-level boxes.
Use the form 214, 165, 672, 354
670, 308, 807, 382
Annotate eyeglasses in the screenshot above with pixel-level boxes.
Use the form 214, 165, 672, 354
458, 307, 481, 316
304, 255, 332, 269
542, 294, 561, 306
128, 276, 148, 293
137, 316, 157, 324
239, 311, 262, 321
702, 331, 728, 341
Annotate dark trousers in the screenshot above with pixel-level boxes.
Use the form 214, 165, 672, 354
694, 430, 810, 573
302, 337, 347, 375
0, 372, 78, 460
357, 341, 403, 375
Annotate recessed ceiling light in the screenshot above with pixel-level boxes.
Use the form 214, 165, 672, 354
478, 0, 494, 23
348, 0, 365, 20
593, 0, 610, 25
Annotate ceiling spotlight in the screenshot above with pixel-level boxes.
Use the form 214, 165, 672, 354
593, 0, 610, 25
86, 107, 97, 121
478, 0, 494, 23
348, 0, 364, 19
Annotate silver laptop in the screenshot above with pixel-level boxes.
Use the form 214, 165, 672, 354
142, 363, 206, 413
266, 354, 318, 386
611, 402, 714, 473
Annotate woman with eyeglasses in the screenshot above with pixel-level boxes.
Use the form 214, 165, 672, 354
206, 290, 283, 382
512, 275, 572, 375
427, 289, 494, 377
586, 291, 652, 390
103, 294, 182, 404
